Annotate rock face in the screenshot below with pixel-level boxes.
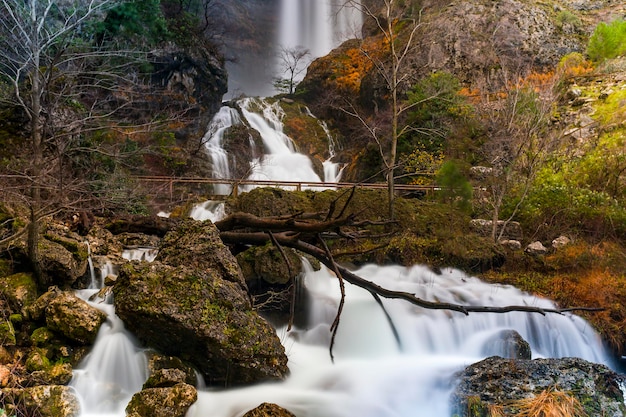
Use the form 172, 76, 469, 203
114, 220, 289, 386
451, 356, 626, 416
44, 291, 107, 345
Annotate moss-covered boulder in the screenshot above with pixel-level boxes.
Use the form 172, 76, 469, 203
125, 383, 197, 417
114, 219, 288, 386
156, 219, 248, 293
0, 272, 38, 316
29, 362, 73, 386
1, 385, 80, 417
114, 261, 288, 386
38, 237, 89, 289
451, 356, 626, 417
45, 291, 106, 345
237, 244, 302, 286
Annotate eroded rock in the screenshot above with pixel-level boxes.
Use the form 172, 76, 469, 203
125, 383, 197, 417
45, 291, 107, 344
242, 402, 297, 417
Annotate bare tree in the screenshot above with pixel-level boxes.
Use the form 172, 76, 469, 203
339, 0, 426, 219
274, 46, 310, 95
474, 69, 562, 242
0, 0, 158, 286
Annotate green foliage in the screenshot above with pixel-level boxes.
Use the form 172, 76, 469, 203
436, 160, 472, 212
555, 10, 583, 33
587, 19, 626, 62
402, 72, 467, 154
94, 0, 168, 46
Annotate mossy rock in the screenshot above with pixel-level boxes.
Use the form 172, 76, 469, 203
0, 272, 38, 315
44, 232, 89, 262
126, 383, 197, 417
0, 320, 16, 346
30, 327, 57, 347
2, 385, 80, 417
25, 348, 51, 372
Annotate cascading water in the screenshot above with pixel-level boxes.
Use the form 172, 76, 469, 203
186, 261, 612, 417
278, 0, 363, 74
72, 251, 152, 417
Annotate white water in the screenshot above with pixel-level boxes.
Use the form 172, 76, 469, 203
186, 261, 611, 417
278, 0, 362, 78
72, 252, 151, 417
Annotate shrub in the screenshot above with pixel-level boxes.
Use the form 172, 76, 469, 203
587, 19, 626, 62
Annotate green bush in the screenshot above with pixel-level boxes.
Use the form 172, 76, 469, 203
587, 19, 626, 62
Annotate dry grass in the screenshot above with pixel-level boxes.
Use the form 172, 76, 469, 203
512, 387, 587, 417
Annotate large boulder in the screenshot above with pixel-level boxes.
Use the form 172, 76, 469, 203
45, 291, 107, 345
1, 385, 81, 417
114, 220, 289, 386
450, 356, 626, 416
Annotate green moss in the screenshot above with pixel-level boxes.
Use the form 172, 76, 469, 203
0, 320, 16, 346
30, 327, 56, 347
44, 234, 89, 261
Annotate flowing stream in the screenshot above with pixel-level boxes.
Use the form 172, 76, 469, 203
185, 261, 612, 417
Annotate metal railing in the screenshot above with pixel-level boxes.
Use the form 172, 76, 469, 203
133, 176, 440, 200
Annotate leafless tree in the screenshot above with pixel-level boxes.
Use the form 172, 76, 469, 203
274, 46, 311, 95
473, 69, 562, 242
0, 0, 161, 286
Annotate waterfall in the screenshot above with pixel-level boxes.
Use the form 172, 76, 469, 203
186, 261, 612, 417
72, 250, 153, 417
278, 0, 362, 70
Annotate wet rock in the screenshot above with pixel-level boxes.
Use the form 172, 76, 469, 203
146, 354, 198, 388
480, 330, 532, 360
242, 402, 297, 417
237, 244, 302, 286
525, 241, 548, 255
45, 291, 107, 344
125, 383, 197, 417
451, 356, 626, 417
1, 385, 81, 417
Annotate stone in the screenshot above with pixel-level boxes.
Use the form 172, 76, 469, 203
450, 356, 626, 417
29, 363, 73, 386
0, 272, 39, 316
470, 219, 523, 241
525, 241, 548, 255
242, 402, 297, 417
480, 330, 532, 360
1, 385, 81, 417
146, 354, 197, 388
499, 239, 522, 251
552, 235, 572, 249
114, 220, 288, 386
45, 291, 107, 344
25, 286, 63, 321
125, 383, 197, 417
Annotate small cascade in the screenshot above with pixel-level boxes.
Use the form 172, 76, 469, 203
187, 261, 612, 417
72, 249, 158, 416
201, 106, 242, 196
